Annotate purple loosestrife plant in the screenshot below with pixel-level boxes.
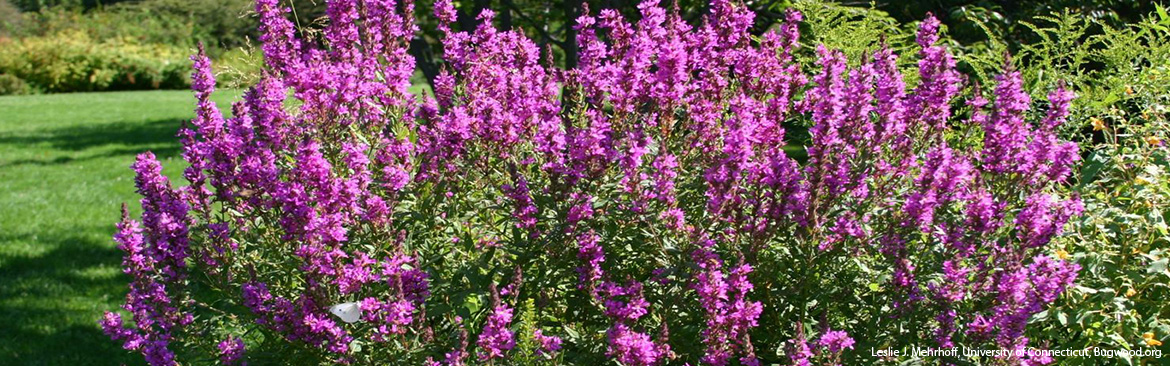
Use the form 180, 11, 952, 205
217, 336, 247, 365
102, 1, 1083, 365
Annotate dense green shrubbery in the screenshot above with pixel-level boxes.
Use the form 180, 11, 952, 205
0, 72, 33, 94
0, 30, 190, 92
8, 4, 201, 45
7, 0, 314, 48
8, 0, 131, 12
0, 0, 269, 94
877, 0, 1157, 41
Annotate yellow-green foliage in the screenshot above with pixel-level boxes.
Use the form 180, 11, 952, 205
790, 0, 913, 66
12, 5, 202, 47
0, 73, 33, 95
212, 46, 264, 90
0, 30, 191, 93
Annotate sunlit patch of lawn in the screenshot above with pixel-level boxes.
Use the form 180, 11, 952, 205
0, 90, 239, 365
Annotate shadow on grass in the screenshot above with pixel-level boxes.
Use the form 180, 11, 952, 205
0, 118, 186, 167
0, 232, 139, 365
0, 147, 183, 168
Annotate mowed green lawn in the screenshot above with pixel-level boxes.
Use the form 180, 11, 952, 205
0, 90, 239, 365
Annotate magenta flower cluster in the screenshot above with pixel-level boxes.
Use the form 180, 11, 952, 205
101, 0, 1084, 365
100, 155, 193, 366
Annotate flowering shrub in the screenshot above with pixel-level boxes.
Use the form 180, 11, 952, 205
100, 0, 1087, 364
1007, 9, 1170, 363
932, 9, 1170, 364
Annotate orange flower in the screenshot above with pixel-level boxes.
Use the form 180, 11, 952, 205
1142, 332, 1161, 346
1056, 249, 1070, 260
1091, 118, 1106, 131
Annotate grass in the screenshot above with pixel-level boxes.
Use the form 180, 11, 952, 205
0, 89, 240, 365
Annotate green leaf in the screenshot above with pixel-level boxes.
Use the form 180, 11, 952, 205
1078, 151, 1109, 188
462, 294, 482, 315
562, 325, 579, 340
350, 339, 363, 354
1148, 258, 1168, 274
1109, 333, 1132, 350
853, 257, 872, 274
1075, 285, 1099, 294
1033, 310, 1049, 321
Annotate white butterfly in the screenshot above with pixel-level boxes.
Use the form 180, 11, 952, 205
329, 302, 362, 323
